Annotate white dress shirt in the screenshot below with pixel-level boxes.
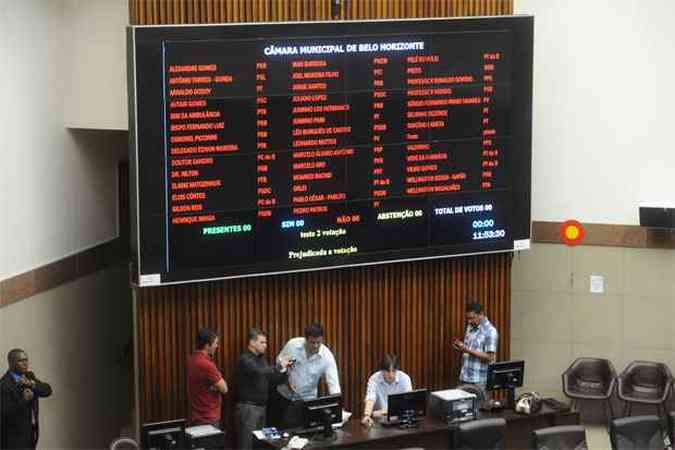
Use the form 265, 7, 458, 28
365, 370, 413, 411
277, 337, 341, 400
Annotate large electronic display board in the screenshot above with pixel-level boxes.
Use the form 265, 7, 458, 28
128, 16, 533, 286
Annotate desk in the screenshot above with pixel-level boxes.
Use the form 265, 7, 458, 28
259, 405, 579, 450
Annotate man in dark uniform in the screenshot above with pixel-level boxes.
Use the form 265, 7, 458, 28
235, 328, 291, 449
1, 349, 52, 449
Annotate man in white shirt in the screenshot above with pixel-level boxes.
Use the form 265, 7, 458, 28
361, 354, 413, 427
274, 323, 341, 428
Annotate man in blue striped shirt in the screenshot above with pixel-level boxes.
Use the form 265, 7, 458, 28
453, 302, 498, 391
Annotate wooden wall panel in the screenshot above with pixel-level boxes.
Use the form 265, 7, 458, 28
129, 0, 513, 22
532, 221, 675, 249
131, 0, 514, 428
137, 255, 513, 424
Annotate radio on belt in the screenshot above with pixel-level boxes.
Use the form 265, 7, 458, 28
430, 389, 478, 423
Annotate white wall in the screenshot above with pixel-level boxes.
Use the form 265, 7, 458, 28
0, 2, 134, 444
63, 0, 128, 130
0, 4, 9, 280
0, 0, 127, 281
0, 265, 134, 448
515, 0, 675, 225
511, 243, 675, 417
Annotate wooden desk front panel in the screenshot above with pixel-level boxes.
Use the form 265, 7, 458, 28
260, 406, 579, 450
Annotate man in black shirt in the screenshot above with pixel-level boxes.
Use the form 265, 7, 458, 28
235, 328, 291, 449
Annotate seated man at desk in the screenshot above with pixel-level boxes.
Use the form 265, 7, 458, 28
274, 323, 341, 428
361, 353, 413, 427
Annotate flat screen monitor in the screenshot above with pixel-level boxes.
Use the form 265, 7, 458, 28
486, 359, 524, 390
127, 16, 534, 286
141, 419, 186, 450
486, 359, 524, 409
387, 388, 428, 423
304, 394, 343, 430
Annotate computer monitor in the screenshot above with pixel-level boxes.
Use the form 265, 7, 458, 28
303, 394, 342, 440
387, 389, 428, 427
141, 419, 186, 450
486, 360, 525, 409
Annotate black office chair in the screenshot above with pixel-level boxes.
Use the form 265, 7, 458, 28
617, 360, 672, 417
562, 357, 616, 424
532, 425, 587, 450
454, 418, 506, 450
609, 415, 663, 450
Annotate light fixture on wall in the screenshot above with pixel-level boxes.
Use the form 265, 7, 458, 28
560, 220, 585, 246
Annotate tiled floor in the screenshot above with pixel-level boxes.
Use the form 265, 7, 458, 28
585, 424, 611, 450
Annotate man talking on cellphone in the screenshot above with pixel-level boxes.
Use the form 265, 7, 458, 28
1, 349, 52, 449
452, 302, 498, 401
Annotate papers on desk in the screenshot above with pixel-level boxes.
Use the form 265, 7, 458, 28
185, 424, 222, 438
286, 436, 309, 449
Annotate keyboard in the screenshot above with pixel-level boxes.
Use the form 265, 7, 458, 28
286, 425, 324, 436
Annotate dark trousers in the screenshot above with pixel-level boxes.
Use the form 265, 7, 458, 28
236, 403, 266, 450
3, 432, 35, 450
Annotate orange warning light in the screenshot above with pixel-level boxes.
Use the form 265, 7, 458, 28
560, 220, 585, 246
